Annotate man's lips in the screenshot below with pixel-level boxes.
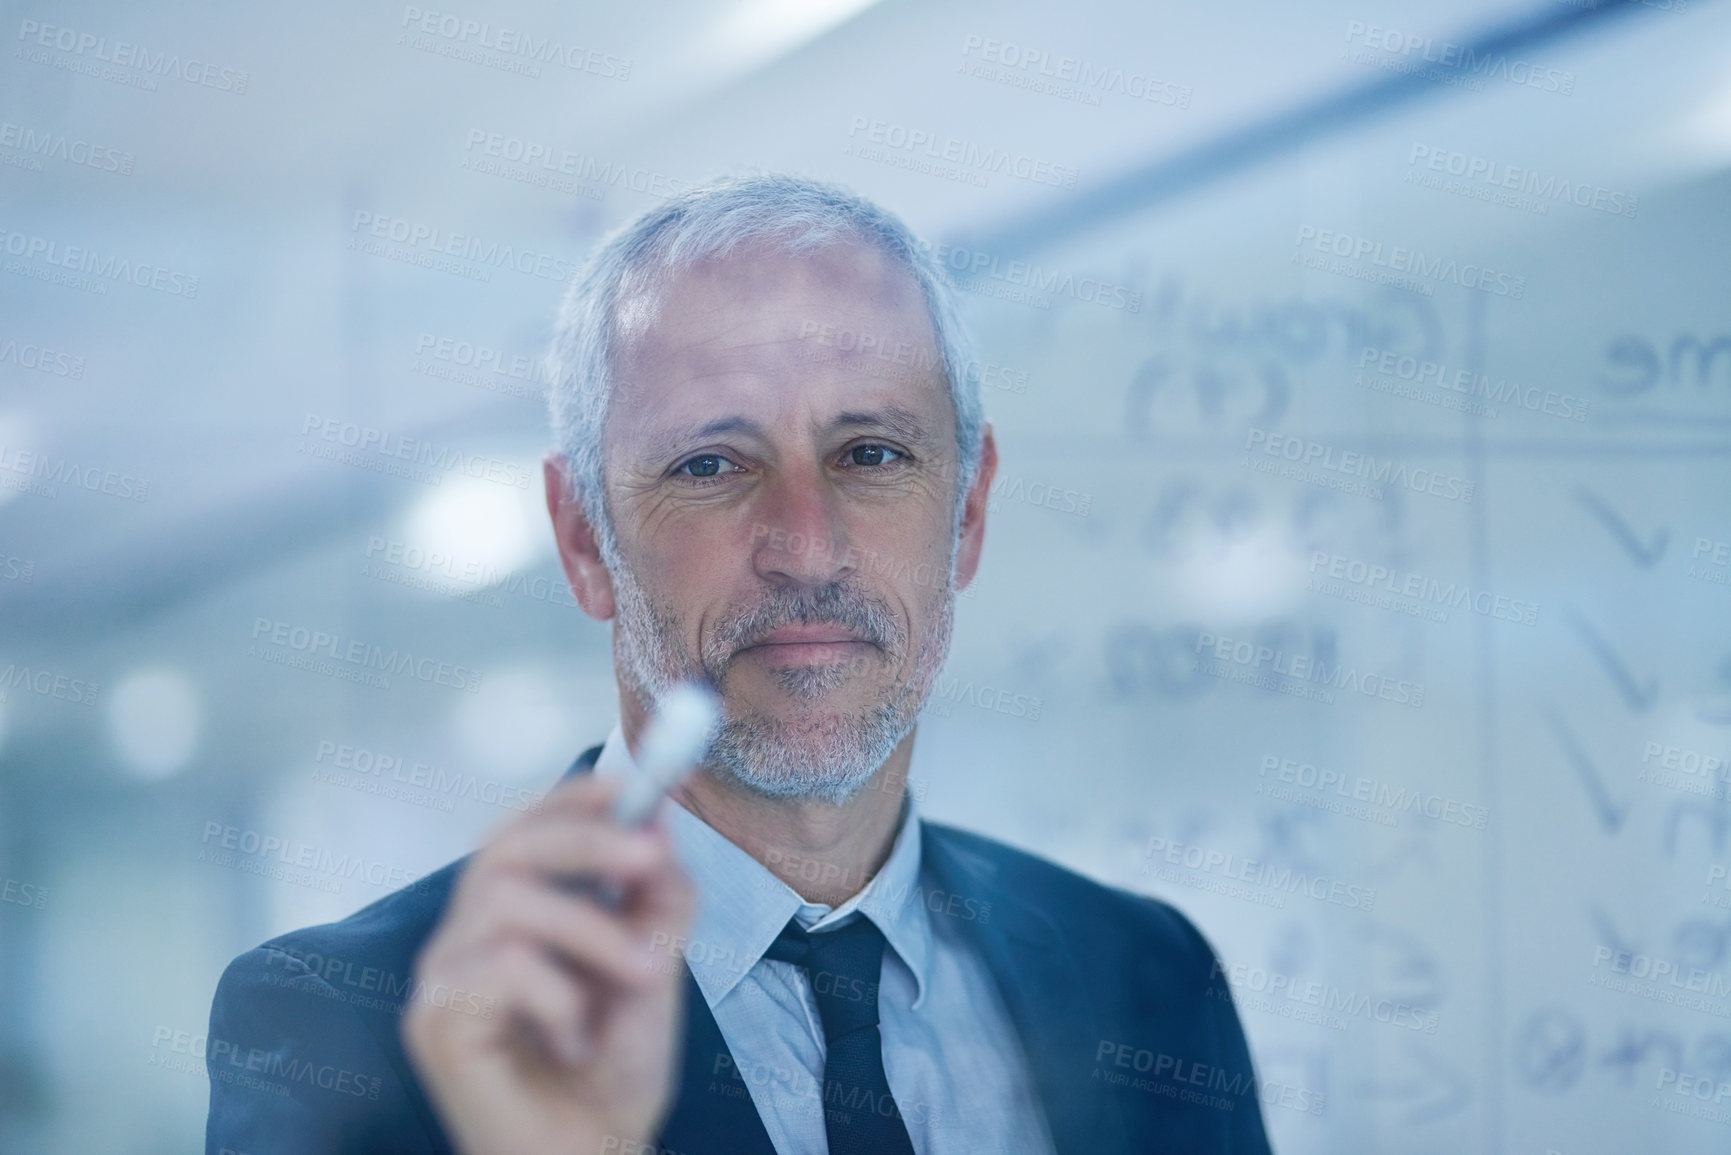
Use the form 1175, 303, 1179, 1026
736, 624, 875, 659
753, 625, 867, 646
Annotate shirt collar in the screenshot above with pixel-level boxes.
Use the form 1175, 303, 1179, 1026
592, 724, 932, 1010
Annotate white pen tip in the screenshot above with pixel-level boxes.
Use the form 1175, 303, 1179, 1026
640, 683, 722, 779
612, 683, 723, 827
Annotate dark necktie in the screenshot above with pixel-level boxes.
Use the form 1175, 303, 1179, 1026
763, 915, 918, 1155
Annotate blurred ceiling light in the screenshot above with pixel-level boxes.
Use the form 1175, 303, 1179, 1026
1166, 523, 1306, 622
108, 667, 202, 780
701, 0, 882, 77
449, 666, 602, 782
400, 471, 547, 582
0, 411, 38, 510
1679, 77, 1731, 167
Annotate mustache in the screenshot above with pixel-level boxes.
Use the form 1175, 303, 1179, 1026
706, 582, 906, 665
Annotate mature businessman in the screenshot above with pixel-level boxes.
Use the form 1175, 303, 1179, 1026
206, 174, 1273, 1155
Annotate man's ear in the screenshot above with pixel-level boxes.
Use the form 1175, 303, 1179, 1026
952, 424, 997, 593
543, 452, 617, 621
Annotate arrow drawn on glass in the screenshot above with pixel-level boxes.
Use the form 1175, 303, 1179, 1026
1544, 707, 1633, 835
1564, 608, 1659, 713
1573, 487, 1669, 568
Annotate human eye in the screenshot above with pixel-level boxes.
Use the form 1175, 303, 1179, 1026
674, 452, 743, 481
840, 443, 906, 469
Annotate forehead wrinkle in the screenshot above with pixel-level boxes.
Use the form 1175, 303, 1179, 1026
628, 299, 819, 391
622, 241, 935, 371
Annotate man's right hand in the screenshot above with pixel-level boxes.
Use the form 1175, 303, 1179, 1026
403, 773, 695, 1155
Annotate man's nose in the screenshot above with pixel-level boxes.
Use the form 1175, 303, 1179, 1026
751, 473, 857, 587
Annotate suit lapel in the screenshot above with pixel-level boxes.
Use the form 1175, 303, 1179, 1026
655, 969, 779, 1155
922, 826, 1134, 1154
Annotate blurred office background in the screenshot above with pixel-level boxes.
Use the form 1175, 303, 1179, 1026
3, 0, 1730, 1150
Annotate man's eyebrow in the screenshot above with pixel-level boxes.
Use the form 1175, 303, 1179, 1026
639, 407, 932, 465
829, 406, 931, 444
641, 416, 767, 463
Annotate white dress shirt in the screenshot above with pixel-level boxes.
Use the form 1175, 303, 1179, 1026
593, 726, 1058, 1155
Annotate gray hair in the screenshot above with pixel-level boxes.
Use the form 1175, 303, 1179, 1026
546, 172, 984, 565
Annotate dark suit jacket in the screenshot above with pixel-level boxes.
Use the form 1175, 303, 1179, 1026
206, 747, 1273, 1154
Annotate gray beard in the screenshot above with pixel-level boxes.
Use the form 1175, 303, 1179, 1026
610, 558, 954, 805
